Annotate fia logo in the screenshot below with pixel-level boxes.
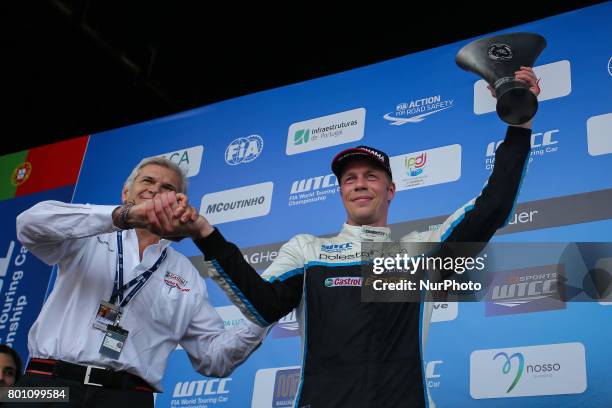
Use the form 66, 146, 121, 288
225, 135, 264, 165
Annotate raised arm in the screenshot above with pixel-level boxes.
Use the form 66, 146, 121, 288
428, 66, 540, 243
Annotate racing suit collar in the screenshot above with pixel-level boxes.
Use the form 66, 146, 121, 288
341, 223, 391, 242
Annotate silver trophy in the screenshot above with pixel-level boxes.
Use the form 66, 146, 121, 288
456, 32, 546, 125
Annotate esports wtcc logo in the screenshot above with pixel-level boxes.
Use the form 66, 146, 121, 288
225, 135, 264, 165
383, 95, 454, 125
470, 342, 586, 399
485, 264, 565, 316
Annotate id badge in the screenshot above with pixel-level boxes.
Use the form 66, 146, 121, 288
99, 324, 129, 360
93, 300, 122, 331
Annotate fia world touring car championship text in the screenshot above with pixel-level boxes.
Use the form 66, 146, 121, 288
371, 253, 486, 292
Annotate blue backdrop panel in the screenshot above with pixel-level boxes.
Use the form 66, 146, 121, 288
0, 185, 76, 363
66, 3, 612, 407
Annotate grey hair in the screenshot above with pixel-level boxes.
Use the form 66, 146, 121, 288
124, 156, 188, 194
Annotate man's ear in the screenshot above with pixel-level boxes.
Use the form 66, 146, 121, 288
387, 181, 396, 202
121, 184, 129, 204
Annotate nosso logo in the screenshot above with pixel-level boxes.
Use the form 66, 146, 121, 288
494, 352, 524, 393
225, 135, 264, 165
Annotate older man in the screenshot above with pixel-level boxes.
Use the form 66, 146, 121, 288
14, 157, 266, 408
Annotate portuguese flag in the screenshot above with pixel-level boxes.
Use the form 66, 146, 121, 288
0, 136, 89, 201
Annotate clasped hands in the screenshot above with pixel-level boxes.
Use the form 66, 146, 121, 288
125, 192, 213, 241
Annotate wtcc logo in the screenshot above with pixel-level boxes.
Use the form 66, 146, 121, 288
290, 174, 338, 195
325, 277, 362, 287
425, 360, 443, 389
321, 243, 353, 253
485, 264, 565, 316
225, 135, 264, 165
172, 378, 231, 398
288, 173, 339, 208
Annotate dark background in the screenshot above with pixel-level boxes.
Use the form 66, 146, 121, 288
1, 1, 606, 155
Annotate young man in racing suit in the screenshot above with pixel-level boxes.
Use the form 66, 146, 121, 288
148, 67, 540, 407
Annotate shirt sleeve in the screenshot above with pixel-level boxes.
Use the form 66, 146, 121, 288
424, 126, 532, 243
179, 278, 268, 378
16, 200, 118, 265
194, 229, 305, 327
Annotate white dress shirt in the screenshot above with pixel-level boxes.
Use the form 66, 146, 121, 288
16, 200, 265, 391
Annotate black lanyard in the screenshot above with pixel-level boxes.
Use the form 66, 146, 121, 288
110, 231, 167, 308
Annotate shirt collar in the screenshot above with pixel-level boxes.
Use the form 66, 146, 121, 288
340, 223, 391, 242
122, 229, 172, 257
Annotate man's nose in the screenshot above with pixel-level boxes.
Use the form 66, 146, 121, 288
148, 183, 161, 195
353, 175, 367, 189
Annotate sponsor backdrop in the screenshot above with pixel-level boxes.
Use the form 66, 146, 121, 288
0, 3, 611, 407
